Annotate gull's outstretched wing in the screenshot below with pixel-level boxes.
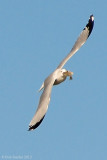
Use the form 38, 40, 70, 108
29, 74, 55, 130
57, 15, 94, 69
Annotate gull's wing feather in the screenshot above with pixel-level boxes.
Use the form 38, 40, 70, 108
29, 75, 55, 130
57, 15, 94, 69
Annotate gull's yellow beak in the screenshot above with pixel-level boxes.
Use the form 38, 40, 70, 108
67, 71, 73, 76
63, 71, 73, 76
63, 71, 73, 80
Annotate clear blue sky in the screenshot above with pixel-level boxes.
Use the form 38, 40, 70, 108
0, 0, 107, 160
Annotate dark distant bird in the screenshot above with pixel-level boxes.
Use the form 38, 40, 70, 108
28, 15, 94, 131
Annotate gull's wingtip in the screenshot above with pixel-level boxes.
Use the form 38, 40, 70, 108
28, 127, 34, 131
28, 125, 37, 131
28, 115, 45, 131
90, 14, 94, 21
84, 14, 94, 37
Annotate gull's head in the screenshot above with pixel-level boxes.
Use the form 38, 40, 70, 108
61, 68, 67, 73
61, 69, 73, 77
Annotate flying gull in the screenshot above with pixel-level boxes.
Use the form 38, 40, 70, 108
28, 15, 94, 130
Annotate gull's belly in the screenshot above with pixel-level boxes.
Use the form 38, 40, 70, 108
54, 76, 66, 85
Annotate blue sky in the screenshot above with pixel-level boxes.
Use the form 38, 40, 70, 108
0, 0, 107, 160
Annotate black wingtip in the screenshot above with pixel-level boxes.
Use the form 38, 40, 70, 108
90, 14, 94, 21
28, 128, 33, 131
28, 125, 35, 131
28, 115, 45, 131
85, 14, 94, 37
